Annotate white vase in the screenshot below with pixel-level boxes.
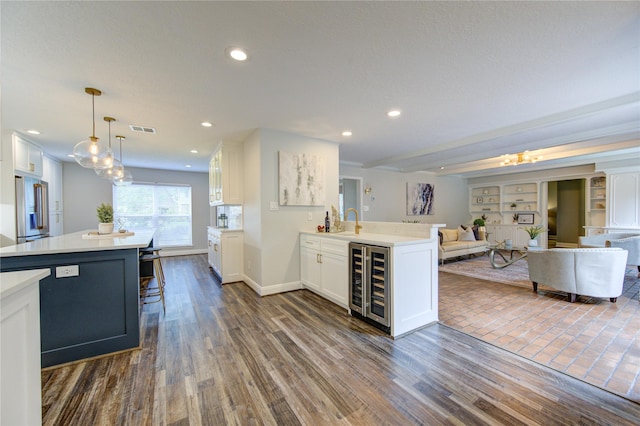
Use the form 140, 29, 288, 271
528, 239, 538, 247
98, 223, 114, 235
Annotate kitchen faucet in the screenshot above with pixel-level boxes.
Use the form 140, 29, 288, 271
344, 208, 362, 234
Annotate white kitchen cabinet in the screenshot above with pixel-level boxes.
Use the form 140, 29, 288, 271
300, 234, 348, 307
13, 133, 43, 177
208, 227, 244, 283
209, 141, 243, 206
42, 155, 63, 213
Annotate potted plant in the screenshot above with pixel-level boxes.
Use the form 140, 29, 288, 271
512, 213, 519, 223
523, 225, 545, 247
510, 202, 517, 211
473, 218, 485, 227
97, 203, 114, 235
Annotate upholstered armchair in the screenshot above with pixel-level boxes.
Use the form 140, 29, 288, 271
606, 236, 640, 273
527, 248, 628, 303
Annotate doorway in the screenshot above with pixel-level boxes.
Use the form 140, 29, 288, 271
547, 179, 585, 248
339, 176, 363, 220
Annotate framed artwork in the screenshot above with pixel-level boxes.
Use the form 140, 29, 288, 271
476, 197, 483, 204
278, 151, 325, 206
406, 182, 434, 215
518, 213, 534, 224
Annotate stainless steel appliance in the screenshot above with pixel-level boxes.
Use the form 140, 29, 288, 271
349, 242, 390, 331
15, 175, 49, 243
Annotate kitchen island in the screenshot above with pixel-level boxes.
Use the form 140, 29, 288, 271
300, 222, 442, 338
0, 229, 154, 367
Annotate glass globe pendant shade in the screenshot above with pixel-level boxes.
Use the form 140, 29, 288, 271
113, 169, 133, 186
73, 137, 114, 169
95, 158, 123, 180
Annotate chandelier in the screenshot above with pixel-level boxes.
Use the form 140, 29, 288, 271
500, 152, 543, 166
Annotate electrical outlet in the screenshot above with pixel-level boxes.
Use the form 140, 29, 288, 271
56, 265, 79, 278
363, 205, 370, 212
307, 212, 313, 221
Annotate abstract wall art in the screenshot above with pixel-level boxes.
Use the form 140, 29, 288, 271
278, 151, 325, 206
406, 182, 434, 215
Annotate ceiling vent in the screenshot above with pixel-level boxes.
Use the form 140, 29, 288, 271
129, 125, 156, 134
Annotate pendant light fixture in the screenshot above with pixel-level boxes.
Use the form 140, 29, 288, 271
96, 117, 122, 179
73, 88, 114, 169
112, 135, 133, 186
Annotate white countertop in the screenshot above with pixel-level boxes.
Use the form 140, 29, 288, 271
300, 230, 435, 246
0, 229, 156, 257
0, 268, 50, 299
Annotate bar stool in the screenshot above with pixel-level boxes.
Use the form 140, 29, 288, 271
139, 253, 165, 313
140, 247, 165, 290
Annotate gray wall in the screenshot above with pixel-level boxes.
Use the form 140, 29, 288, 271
339, 165, 469, 227
63, 162, 209, 254
243, 128, 340, 290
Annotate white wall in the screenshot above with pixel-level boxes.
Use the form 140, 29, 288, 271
243, 129, 340, 292
339, 165, 469, 227
63, 162, 209, 253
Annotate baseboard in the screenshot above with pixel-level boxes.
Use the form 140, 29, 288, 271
157, 248, 207, 257
242, 275, 302, 296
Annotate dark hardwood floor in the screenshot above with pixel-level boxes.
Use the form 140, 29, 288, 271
41, 254, 640, 425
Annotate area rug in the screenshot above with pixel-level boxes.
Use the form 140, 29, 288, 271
438, 252, 531, 288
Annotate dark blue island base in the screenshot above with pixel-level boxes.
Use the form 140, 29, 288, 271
1, 248, 140, 367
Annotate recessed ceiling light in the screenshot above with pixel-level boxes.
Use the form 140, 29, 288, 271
342, 131, 352, 137
190, 149, 199, 154
387, 110, 401, 118
228, 47, 248, 61
201, 121, 213, 127
440, 166, 445, 170
67, 154, 75, 158
26, 129, 40, 135
185, 164, 192, 168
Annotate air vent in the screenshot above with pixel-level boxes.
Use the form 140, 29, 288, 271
129, 125, 156, 134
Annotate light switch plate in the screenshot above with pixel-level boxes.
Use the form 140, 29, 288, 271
269, 201, 278, 211
363, 205, 370, 212
56, 265, 79, 278
307, 212, 313, 221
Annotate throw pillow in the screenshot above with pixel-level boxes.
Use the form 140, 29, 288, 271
471, 225, 480, 240
441, 228, 458, 243
458, 226, 476, 241
438, 231, 443, 245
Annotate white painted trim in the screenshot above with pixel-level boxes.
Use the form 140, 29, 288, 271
241, 275, 302, 296
160, 248, 207, 257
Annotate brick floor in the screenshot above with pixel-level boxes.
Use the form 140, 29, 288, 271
439, 265, 640, 402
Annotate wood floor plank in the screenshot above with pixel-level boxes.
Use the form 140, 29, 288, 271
40, 254, 640, 425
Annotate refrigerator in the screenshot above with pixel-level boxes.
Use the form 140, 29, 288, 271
15, 175, 49, 243
349, 243, 390, 330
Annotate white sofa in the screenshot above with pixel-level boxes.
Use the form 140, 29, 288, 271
527, 248, 628, 303
438, 227, 489, 264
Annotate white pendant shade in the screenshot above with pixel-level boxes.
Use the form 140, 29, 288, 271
73, 138, 114, 169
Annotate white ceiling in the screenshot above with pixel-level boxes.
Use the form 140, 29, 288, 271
3, 1, 639, 177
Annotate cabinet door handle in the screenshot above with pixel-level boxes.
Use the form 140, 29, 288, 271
317, 253, 322, 264
214, 243, 219, 252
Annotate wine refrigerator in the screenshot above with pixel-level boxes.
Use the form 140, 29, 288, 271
348, 243, 390, 331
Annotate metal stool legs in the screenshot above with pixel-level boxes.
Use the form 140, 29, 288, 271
140, 254, 165, 314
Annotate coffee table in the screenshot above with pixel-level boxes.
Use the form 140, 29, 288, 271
488, 241, 528, 269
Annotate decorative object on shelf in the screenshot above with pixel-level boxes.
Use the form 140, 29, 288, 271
278, 151, 325, 206
512, 213, 519, 223
331, 205, 343, 232
96, 202, 114, 235
526, 204, 531, 210
483, 189, 489, 195
518, 213, 535, 224
73, 88, 114, 170
112, 136, 133, 186
95, 117, 122, 180
516, 186, 523, 192
481, 214, 488, 221
488, 197, 494, 203
500, 152, 543, 166
406, 182, 434, 215
476, 197, 483, 204
523, 225, 545, 247
511, 203, 517, 210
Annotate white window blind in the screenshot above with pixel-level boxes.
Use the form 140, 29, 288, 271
113, 183, 192, 247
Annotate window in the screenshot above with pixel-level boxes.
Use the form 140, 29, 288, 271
113, 183, 192, 247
